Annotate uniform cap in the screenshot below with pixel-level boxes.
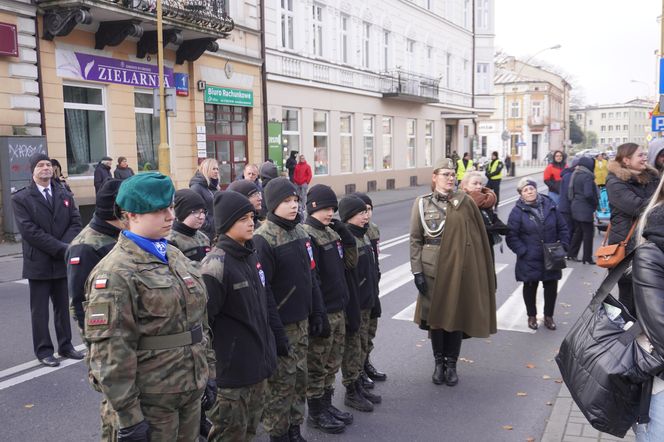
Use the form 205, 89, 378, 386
213, 191, 255, 235
434, 158, 455, 171
116, 172, 175, 214
307, 184, 338, 214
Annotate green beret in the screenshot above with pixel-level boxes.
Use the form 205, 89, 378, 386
116, 172, 175, 214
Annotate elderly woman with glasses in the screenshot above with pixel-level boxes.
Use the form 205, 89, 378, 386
409, 157, 497, 387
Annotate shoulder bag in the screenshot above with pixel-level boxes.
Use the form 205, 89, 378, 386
594, 222, 636, 269
542, 241, 567, 271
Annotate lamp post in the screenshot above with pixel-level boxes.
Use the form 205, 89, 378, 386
156, 0, 170, 176
630, 79, 651, 99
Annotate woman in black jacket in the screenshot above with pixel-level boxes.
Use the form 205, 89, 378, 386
567, 156, 599, 264
189, 158, 221, 240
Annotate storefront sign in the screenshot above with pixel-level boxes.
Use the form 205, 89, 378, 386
0, 23, 18, 57
267, 121, 283, 171
56, 49, 173, 88
174, 73, 189, 96
204, 86, 253, 107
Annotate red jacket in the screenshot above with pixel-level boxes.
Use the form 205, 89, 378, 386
293, 161, 312, 185
543, 162, 565, 193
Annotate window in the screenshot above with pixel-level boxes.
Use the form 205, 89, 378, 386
608, 125, 613, 131
280, 0, 294, 49
363, 116, 374, 171
407, 119, 416, 168
476, 0, 489, 29
362, 22, 371, 69
510, 101, 520, 118
623, 124, 628, 130
135, 91, 166, 172
609, 112, 614, 118
589, 119, 593, 126
601, 125, 606, 132
426, 0, 433, 10
601, 112, 606, 118
445, 53, 451, 88
340, 14, 349, 64
464, 0, 470, 28
382, 117, 393, 169
313, 111, 328, 175
282, 107, 300, 156
576, 114, 582, 120
623, 137, 628, 142
312, 4, 323, 57
383, 31, 390, 71
600, 138, 605, 144
476, 63, 489, 94
406, 39, 416, 71
424, 120, 433, 167
340, 113, 353, 173
63, 84, 107, 176
427, 46, 433, 61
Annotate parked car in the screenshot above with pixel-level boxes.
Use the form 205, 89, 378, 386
574, 149, 602, 158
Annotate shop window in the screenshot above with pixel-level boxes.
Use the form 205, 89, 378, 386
313, 111, 328, 175
382, 117, 393, 169
340, 113, 353, 173
407, 119, 416, 168
282, 107, 300, 157
424, 120, 433, 167
63, 84, 107, 176
134, 92, 165, 172
363, 116, 374, 171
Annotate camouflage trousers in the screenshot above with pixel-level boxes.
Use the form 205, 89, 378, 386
367, 317, 378, 357
306, 311, 345, 400
341, 309, 371, 387
137, 388, 204, 442
207, 380, 266, 442
99, 398, 117, 441
262, 319, 308, 437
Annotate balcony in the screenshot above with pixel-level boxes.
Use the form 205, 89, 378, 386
36, 0, 234, 64
528, 116, 550, 129
381, 70, 440, 103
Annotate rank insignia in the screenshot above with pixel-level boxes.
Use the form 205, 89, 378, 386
69, 257, 81, 265
95, 278, 108, 289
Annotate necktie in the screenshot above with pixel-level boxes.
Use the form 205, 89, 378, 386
44, 188, 53, 207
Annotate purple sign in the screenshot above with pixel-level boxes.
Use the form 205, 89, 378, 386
73, 52, 173, 88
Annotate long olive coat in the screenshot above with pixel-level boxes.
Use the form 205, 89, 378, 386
409, 190, 497, 338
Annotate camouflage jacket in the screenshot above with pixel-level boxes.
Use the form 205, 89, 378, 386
346, 224, 378, 310
167, 222, 211, 263
85, 233, 215, 429
366, 221, 381, 282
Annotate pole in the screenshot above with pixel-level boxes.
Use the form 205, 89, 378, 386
157, 0, 170, 176
661, 0, 664, 57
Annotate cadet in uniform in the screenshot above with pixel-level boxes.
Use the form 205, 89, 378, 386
167, 189, 211, 263
85, 173, 216, 442
410, 158, 496, 386
303, 185, 357, 434
227, 179, 263, 229
253, 177, 326, 442
201, 191, 278, 441
339, 195, 381, 412
65, 179, 123, 440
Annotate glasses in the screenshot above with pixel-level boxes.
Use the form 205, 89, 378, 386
191, 209, 208, 216
436, 172, 455, 178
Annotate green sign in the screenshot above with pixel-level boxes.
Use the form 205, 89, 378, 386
204, 86, 253, 107
267, 121, 283, 171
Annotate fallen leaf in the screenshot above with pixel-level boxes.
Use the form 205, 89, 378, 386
542, 375, 551, 380
564, 311, 570, 315
583, 282, 591, 286
24, 404, 34, 409
546, 358, 554, 362
516, 392, 528, 397
526, 437, 536, 442
546, 401, 553, 406
459, 357, 474, 364
555, 379, 563, 384
559, 302, 572, 308
562, 322, 568, 325
502, 425, 513, 430
415, 344, 422, 348
526, 363, 536, 369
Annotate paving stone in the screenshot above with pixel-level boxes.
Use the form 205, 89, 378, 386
565, 422, 583, 437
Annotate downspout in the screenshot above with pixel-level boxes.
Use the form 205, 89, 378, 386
35, 14, 47, 139
471, 0, 476, 158
259, 0, 269, 162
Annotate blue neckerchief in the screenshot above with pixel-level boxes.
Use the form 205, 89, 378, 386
123, 230, 168, 263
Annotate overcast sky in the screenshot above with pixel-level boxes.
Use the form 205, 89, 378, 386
495, 0, 661, 106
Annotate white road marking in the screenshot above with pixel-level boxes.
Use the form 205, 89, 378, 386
378, 253, 391, 261
379, 263, 413, 298
380, 233, 409, 248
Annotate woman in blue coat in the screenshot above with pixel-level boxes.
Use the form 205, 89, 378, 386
506, 178, 570, 331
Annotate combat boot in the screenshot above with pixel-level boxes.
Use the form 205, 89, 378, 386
444, 357, 459, 386
323, 387, 353, 425
360, 370, 375, 389
432, 353, 445, 385
344, 382, 373, 412
288, 424, 307, 442
307, 396, 345, 434
365, 356, 387, 381
356, 379, 382, 404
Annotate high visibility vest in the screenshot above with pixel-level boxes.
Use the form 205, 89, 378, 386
456, 159, 473, 180
488, 160, 503, 180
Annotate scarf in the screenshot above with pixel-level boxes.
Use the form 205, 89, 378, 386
347, 223, 369, 238
123, 230, 168, 263
521, 195, 545, 224
267, 212, 301, 230
468, 188, 497, 209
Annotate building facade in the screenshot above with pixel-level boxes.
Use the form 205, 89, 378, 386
572, 99, 654, 150
478, 56, 571, 164
264, 0, 495, 193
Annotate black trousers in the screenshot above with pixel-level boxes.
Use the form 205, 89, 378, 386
487, 179, 501, 207
561, 213, 575, 243
28, 278, 73, 359
522, 280, 558, 317
430, 329, 463, 359
569, 221, 594, 261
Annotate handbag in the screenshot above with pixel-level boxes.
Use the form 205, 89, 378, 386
555, 253, 664, 437
542, 241, 567, 271
594, 221, 636, 269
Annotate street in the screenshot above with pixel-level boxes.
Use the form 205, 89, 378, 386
0, 176, 608, 442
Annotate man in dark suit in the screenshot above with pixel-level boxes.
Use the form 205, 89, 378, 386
12, 153, 84, 367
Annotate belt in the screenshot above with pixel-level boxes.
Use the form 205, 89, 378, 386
138, 325, 203, 351
424, 238, 441, 245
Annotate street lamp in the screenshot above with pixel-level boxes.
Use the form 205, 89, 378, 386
630, 79, 651, 98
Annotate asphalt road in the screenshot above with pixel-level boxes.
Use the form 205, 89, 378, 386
0, 177, 608, 442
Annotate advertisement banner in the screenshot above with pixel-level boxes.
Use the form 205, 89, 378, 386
204, 85, 254, 107
267, 121, 283, 171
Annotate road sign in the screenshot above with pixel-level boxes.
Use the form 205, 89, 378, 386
501, 130, 510, 141
652, 115, 664, 132
517, 141, 527, 147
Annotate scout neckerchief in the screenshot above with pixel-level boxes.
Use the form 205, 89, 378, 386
123, 230, 168, 263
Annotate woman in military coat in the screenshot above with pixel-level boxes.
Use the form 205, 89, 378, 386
409, 158, 497, 386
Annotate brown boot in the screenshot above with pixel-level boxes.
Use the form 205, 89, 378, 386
527, 316, 538, 330
544, 316, 557, 330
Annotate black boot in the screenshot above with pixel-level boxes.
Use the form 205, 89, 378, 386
432, 353, 445, 385
344, 382, 373, 412
356, 379, 382, 404
307, 396, 345, 434
288, 424, 307, 442
199, 411, 212, 439
270, 434, 290, 442
444, 357, 458, 386
365, 356, 387, 381
323, 387, 353, 425
360, 370, 375, 389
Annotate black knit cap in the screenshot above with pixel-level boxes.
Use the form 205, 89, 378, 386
29, 153, 50, 173
95, 179, 122, 221
227, 179, 260, 198
174, 189, 206, 222
307, 184, 338, 214
353, 192, 373, 209
339, 195, 367, 222
213, 191, 255, 235
264, 177, 298, 213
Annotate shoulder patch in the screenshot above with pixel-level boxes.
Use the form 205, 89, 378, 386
87, 303, 109, 326
69, 256, 81, 265
94, 277, 108, 289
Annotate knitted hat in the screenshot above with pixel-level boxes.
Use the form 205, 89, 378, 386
306, 184, 338, 214
29, 153, 50, 173
260, 161, 278, 182
338, 195, 367, 222
174, 189, 206, 222
213, 191, 255, 235
227, 179, 260, 198
116, 172, 175, 214
434, 158, 455, 172
264, 177, 298, 213
516, 178, 538, 194
95, 179, 122, 221
101, 156, 112, 162
353, 192, 373, 209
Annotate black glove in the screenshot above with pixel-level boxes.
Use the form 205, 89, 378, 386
309, 313, 324, 337
414, 273, 428, 296
117, 420, 151, 442
319, 314, 331, 338
275, 333, 291, 357
370, 297, 382, 319
329, 219, 355, 244
201, 378, 217, 410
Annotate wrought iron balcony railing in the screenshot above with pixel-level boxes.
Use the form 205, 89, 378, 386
381, 69, 440, 103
